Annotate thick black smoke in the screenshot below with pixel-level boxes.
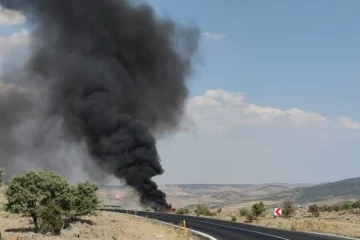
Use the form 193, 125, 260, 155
0, 0, 199, 211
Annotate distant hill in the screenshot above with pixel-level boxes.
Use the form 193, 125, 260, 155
264, 176, 360, 204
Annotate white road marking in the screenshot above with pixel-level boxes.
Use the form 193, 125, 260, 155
178, 218, 291, 240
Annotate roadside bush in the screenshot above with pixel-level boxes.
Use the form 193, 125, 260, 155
341, 203, 352, 211
231, 216, 236, 222
332, 205, 340, 212
194, 204, 216, 217
216, 208, 222, 216
0, 166, 4, 184
245, 212, 255, 223
352, 200, 360, 209
176, 207, 190, 215
308, 204, 320, 217
68, 181, 101, 221
5, 170, 100, 235
319, 204, 332, 212
239, 208, 249, 216
281, 200, 296, 218
251, 202, 266, 218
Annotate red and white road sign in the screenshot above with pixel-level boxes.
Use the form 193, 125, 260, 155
115, 195, 120, 200
274, 207, 282, 216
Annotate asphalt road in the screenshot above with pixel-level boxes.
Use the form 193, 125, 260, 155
101, 208, 359, 240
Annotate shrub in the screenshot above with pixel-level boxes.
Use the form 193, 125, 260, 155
245, 212, 255, 223
176, 207, 190, 215
319, 204, 332, 212
0, 166, 4, 184
352, 200, 360, 209
216, 208, 222, 216
68, 181, 101, 221
308, 204, 320, 217
251, 202, 265, 218
239, 208, 249, 216
194, 204, 216, 216
281, 200, 296, 218
332, 205, 340, 212
231, 216, 236, 222
38, 201, 65, 235
341, 203, 352, 211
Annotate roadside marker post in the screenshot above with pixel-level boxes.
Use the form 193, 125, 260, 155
274, 207, 282, 217
183, 220, 187, 233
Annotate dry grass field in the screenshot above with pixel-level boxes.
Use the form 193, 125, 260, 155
0, 187, 200, 240
210, 207, 360, 238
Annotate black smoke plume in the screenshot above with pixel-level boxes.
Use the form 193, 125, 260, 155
0, 0, 199, 211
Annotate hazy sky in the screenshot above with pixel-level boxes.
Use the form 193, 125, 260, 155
0, 0, 359, 184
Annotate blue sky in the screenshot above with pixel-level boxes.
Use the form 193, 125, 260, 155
146, 0, 360, 120
0, 1, 360, 184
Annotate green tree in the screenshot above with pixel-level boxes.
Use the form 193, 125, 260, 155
5, 170, 72, 231
281, 200, 296, 218
4, 170, 101, 235
308, 204, 320, 217
251, 201, 266, 218
68, 180, 101, 221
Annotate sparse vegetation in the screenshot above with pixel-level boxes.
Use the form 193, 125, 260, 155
245, 212, 255, 223
266, 176, 360, 203
4, 170, 101, 235
315, 200, 360, 214
308, 204, 320, 217
251, 201, 266, 218
194, 204, 216, 217
0, 166, 4, 183
0, 166, 4, 184
281, 200, 296, 218
319, 204, 333, 212
237, 207, 360, 238
216, 208, 222, 216
176, 207, 190, 215
239, 208, 249, 216
351, 200, 360, 209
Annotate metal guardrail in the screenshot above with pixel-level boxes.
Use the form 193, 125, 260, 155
101, 204, 124, 209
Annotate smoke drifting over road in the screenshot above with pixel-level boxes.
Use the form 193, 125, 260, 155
0, 0, 199, 211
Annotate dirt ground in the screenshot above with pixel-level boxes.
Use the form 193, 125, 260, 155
0, 187, 200, 240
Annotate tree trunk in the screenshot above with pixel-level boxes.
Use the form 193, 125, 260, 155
31, 213, 38, 232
